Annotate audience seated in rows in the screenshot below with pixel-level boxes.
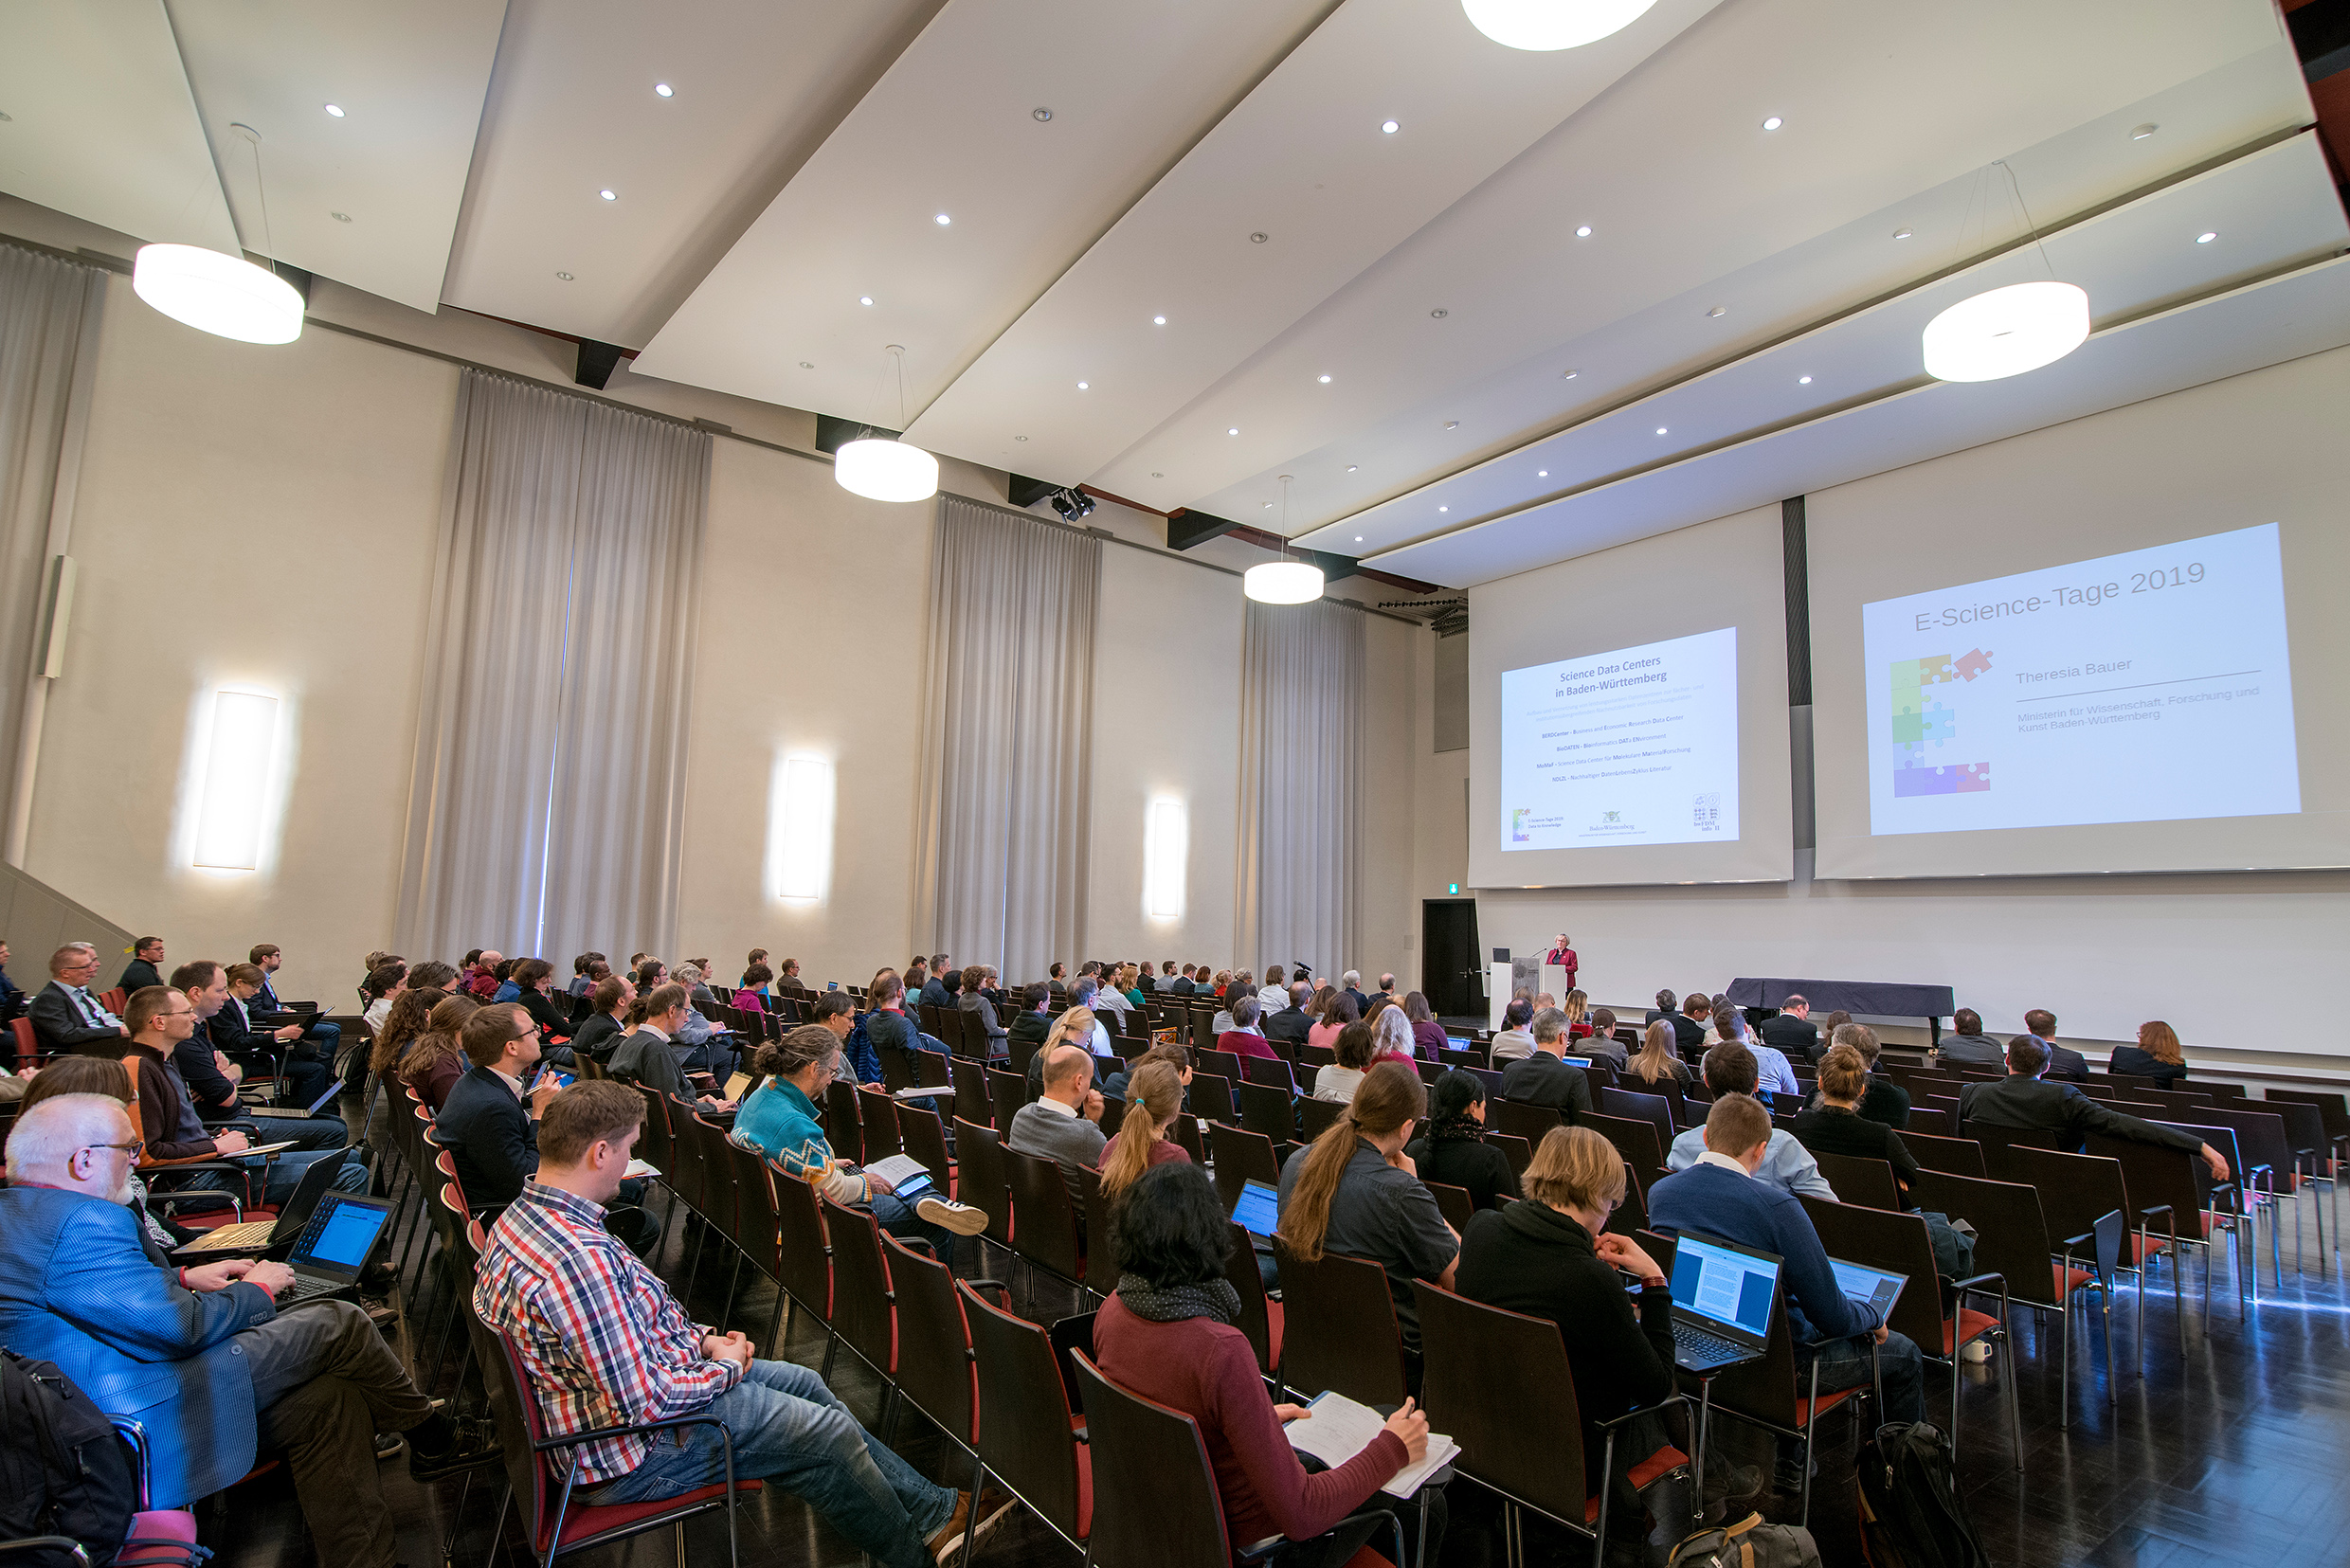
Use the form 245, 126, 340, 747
118, 935, 168, 995
1306, 987, 1361, 1055
1277, 1060, 1458, 1365
1100, 1040, 1188, 1105
31, 941, 129, 1054
1665, 1044, 1835, 1199
0, 1092, 493, 1568
1793, 1045, 1974, 1276
569, 974, 633, 1061
2109, 1018, 2191, 1086
1488, 997, 1536, 1063
1759, 994, 1818, 1061
1370, 1003, 1419, 1066
1820, 1023, 1910, 1127
1961, 1036, 2228, 1177
608, 983, 734, 1114
1403, 990, 1449, 1057
1498, 1007, 1595, 1120
401, 993, 481, 1113
956, 964, 1008, 1054
1403, 1069, 1520, 1212
1716, 999, 1800, 1097
1628, 1018, 1694, 1088
1011, 1042, 1110, 1219
1217, 994, 1277, 1060
1311, 1019, 1378, 1105
477, 1081, 1004, 1566
1653, 1093, 1926, 1487
1264, 981, 1315, 1049
1934, 1007, 2004, 1071
1095, 1058, 1192, 1199
2023, 1009, 2089, 1082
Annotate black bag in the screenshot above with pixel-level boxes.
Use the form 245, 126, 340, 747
1664, 1511, 1822, 1567
0, 1350, 139, 1566
1856, 1422, 1990, 1568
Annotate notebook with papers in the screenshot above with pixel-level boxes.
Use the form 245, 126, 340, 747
1665, 1231, 1780, 1373
1829, 1257, 1907, 1325
272, 1191, 396, 1305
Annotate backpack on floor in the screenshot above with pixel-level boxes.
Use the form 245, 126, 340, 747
1856, 1422, 1990, 1568
1664, 1511, 1822, 1568
0, 1350, 139, 1566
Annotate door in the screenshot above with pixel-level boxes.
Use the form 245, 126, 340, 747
1420, 899, 1481, 1018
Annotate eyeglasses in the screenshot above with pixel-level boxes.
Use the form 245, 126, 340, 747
81, 1139, 145, 1162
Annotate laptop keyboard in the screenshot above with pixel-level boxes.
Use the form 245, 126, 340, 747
1672, 1322, 1744, 1362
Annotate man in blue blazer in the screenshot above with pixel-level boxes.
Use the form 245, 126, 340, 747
1649, 1091, 1925, 1484
0, 1093, 492, 1564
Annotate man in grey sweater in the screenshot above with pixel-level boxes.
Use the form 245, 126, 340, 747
1008, 1044, 1108, 1217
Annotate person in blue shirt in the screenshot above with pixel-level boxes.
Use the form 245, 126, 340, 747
730, 1024, 985, 1265
1650, 1092, 1924, 1489
1665, 1043, 1835, 1199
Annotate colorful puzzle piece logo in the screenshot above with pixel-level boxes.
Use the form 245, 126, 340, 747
1889, 650, 1991, 796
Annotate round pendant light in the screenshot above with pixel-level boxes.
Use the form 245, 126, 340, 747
1922, 279, 2089, 383
1461, 0, 1657, 50
132, 243, 304, 344
834, 437, 939, 503
1244, 560, 1325, 604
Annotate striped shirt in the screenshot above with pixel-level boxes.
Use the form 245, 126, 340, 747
473, 1180, 738, 1482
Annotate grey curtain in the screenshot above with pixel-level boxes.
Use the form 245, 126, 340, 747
1235, 596, 1363, 981
396, 370, 709, 964
0, 243, 106, 865
914, 496, 1101, 982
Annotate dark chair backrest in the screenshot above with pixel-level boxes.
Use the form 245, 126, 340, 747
960, 1282, 1089, 1541
1188, 1072, 1238, 1125
1003, 1145, 1086, 1286
954, 1117, 1013, 1243
1204, 1122, 1282, 1213
1998, 1145, 2131, 1284
1069, 1351, 1233, 1568
1799, 1197, 1943, 1352
1968, 1122, 2062, 1175
1581, 1111, 1667, 1194
1076, 1163, 1121, 1297
1296, 1096, 1345, 1142
1903, 1106, 1954, 1135
950, 1056, 993, 1118
883, 1232, 978, 1445
2194, 1105, 2293, 1183
1196, 1048, 1243, 1084
1223, 1221, 1279, 1376
1599, 1087, 1675, 1154
1239, 1054, 1296, 1090
1170, 1112, 1206, 1166
898, 1101, 954, 1192
1902, 1129, 1987, 1179
1604, 1161, 1650, 1239
1486, 1130, 1533, 1177
1425, 1180, 1474, 1234
824, 1079, 866, 1167
1910, 1167, 2064, 1307
2263, 1088, 2350, 1143
1813, 1150, 1903, 1211
1236, 1080, 1296, 1144
986, 1067, 1026, 1144
1412, 1278, 1588, 1526
1701, 1284, 1808, 1433
913, 1048, 953, 1089
821, 1194, 900, 1380
2082, 1133, 2214, 1247
856, 1086, 904, 1163
691, 1114, 740, 1235
1490, 1097, 1562, 1144
1270, 1241, 1407, 1407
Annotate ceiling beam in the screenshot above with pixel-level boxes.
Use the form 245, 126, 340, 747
1166, 507, 1242, 552
575, 339, 628, 390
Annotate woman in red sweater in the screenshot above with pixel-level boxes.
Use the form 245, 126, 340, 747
1094, 1162, 1428, 1563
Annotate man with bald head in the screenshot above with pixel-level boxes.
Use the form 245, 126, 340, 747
1007, 1043, 1108, 1215
0, 1094, 491, 1564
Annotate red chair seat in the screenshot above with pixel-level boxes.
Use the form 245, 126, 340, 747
2054, 1264, 2094, 1298
172, 1203, 279, 1233
1266, 1299, 1285, 1367
1943, 1307, 1998, 1356
117, 1509, 201, 1565
1584, 1445, 1690, 1522
1791, 1387, 1861, 1429
536, 1479, 766, 1552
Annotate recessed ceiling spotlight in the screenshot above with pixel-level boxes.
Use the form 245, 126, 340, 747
1892, 227, 1913, 240
600, 189, 617, 200
1076, 381, 1089, 389
1707, 306, 1726, 317
1655, 426, 1668, 435
935, 213, 951, 225
799, 360, 813, 368
323, 103, 345, 117
1016, 435, 1029, 441
1444, 420, 1459, 429
1575, 225, 1592, 238
1263, 502, 1274, 509
1799, 375, 1812, 385
1151, 471, 1163, 477
2130, 122, 2159, 140
1319, 374, 1332, 383
2196, 231, 2216, 243
555, 271, 574, 280
655, 82, 674, 98
1346, 464, 1358, 472
1431, 308, 1448, 318
330, 211, 351, 223
1033, 107, 1052, 121
1153, 315, 1166, 325
1438, 506, 1448, 513
1762, 116, 1782, 131
1250, 231, 1269, 243
1355, 535, 1364, 542
1227, 427, 1239, 435
1382, 119, 1400, 134
1538, 469, 1548, 477
1562, 369, 1579, 379
859, 296, 873, 305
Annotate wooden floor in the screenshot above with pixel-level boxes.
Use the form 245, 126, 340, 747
204, 1148, 2350, 1568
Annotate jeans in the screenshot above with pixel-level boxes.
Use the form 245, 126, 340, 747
238, 1299, 436, 1568
584, 1359, 955, 1568
871, 1188, 955, 1269
1801, 1328, 1925, 1427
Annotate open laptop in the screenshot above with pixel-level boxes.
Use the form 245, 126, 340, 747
1445, 1035, 1472, 1052
1666, 1231, 1781, 1373
272, 1191, 397, 1305
248, 1072, 348, 1119
1230, 1178, 1281, 1239
1829, 1257, 1907, 1325
1562, 1054, 1593, 1069
172, 1149, 348, 1254
723, 1071, 753, 1102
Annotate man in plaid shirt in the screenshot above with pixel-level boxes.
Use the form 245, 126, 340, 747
475, 1081, 1003, 1565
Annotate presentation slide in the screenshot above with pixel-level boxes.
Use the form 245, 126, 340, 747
1498, 626, 1740, 852
1861, 522, 2299, 837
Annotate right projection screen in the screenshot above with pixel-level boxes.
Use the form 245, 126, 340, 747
1812, 360, 2350, 879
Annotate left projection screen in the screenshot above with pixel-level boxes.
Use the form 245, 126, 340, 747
1498, 627, 1741, 852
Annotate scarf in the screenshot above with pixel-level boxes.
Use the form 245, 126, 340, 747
1114, 1275, 1241, 1325
1429, 1113, 1485, 1144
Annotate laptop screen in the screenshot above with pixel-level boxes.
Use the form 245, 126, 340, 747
1231, 1178, 1280, 1238
1446, 1036, 1471, 1051
293, 1194, 394, 1276
1562, 1055, 1592, 1069
1670, 1233, 1780, 1341
1829, 1257, 1907, 1324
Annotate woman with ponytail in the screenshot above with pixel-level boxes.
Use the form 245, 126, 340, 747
1276, 1059, 1458, 1358
1096, 1059, 1190, 1199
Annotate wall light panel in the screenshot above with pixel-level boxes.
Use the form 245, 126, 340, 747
191, 690, 277, 870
